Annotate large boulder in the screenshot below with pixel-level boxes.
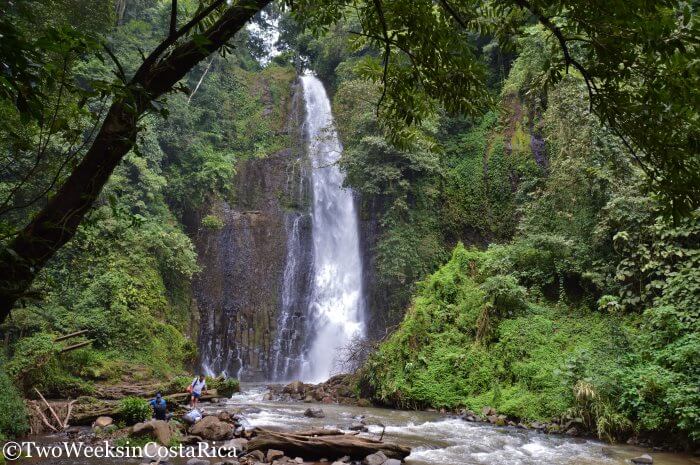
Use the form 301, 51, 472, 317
132, 420, 172, 446
190, 415, 234, 441
632, 455, 653, 464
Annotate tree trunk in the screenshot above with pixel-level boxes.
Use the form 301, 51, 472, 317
247, 429, 412, 460
0, 0, 270, 322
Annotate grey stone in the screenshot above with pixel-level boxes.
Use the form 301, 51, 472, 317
631, 454, 653, 464
349, 422, 368, 432
363, 451, 388, 465
186, 459, 210, 465
221, 438, 248, 452
267, 449, 285, 462
481, 406, 496, 416
384, 460, 401, 465
132, 420, 172, 446
303, 407, 325, 418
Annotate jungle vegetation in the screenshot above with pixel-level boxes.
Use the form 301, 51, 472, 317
0, 0, 698, 448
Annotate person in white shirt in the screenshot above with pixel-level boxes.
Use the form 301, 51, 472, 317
189, 375, 207, 409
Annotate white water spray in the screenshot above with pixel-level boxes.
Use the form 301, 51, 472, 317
299, 75, 365, 383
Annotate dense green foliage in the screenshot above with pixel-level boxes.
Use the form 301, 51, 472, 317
0, 361, 30, 442
295, 17, 699, 445
0, 1, 292, 439
119, 396, 152, 425
336, 30, 700, 441
291, 0, 700, 215
0, 0, 697, 449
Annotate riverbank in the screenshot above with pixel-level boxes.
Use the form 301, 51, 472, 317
18, 382, 698, 465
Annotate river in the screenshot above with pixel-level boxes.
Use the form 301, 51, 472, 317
229, 385, 696, 465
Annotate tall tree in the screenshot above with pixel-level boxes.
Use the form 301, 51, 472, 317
0, 0, 271, 320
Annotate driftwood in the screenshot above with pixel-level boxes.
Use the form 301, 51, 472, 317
63, 400, 76, 428
33, 404, 58, 432
165, 390, 218, 404
247, 429, 411, 460
34, 388, 64, 429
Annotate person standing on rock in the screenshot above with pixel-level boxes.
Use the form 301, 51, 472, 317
189, 375, 208, 409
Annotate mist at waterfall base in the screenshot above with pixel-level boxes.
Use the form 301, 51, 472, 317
292, 75, 365, 383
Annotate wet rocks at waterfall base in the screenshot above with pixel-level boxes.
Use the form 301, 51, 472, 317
266, 375, 367, 405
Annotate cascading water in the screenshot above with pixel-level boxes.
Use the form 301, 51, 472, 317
270, 211, 310, 380
298, 75, 365, 383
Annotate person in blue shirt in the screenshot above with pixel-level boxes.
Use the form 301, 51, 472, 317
149, 392, 169, 421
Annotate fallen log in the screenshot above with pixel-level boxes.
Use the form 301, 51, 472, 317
165, 390, 218, 404
69, 389, 219, 425
290, 429, 346, 437
54, 330, 89, 342
60, 340, 93, 353
70, 399, 120, 425
247, 429, 411, 460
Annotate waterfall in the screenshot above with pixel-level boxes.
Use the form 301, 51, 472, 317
298, 75, 365, 383
270, 211, 309, 380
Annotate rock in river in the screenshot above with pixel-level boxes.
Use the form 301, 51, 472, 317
190, 416, 234, 441
303, 408, 325, 418
632, 454, 653, 464
132, 420, 172, 446
363, 451, 388, 465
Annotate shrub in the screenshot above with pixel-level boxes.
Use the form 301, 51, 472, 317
201, 214, 225, 230
167, 376, 194, 393
119, 397, 151, 425
215, 378, 240, 398
0, 361, 29, 440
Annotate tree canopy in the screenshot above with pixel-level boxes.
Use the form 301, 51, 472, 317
0, 0, 698, 317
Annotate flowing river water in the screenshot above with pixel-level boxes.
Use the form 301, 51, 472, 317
230, 385, 697, 465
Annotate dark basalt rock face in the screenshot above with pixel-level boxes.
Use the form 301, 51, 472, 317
192, 81, 312, 381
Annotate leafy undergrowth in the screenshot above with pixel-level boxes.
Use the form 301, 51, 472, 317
360, 244, 699, 446
0, 360, 29, 442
